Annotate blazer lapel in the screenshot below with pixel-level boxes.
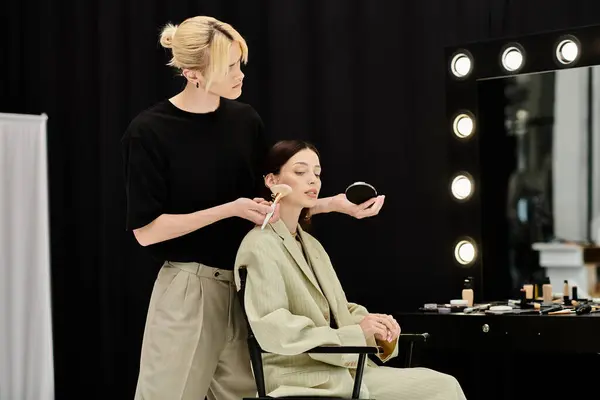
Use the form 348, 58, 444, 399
298, 227, 341, 323
269, 221, 323, 296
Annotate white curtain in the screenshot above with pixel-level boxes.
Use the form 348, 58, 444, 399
0, 113, 54, 400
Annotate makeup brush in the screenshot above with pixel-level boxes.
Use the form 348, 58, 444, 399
261, 184, 292, 230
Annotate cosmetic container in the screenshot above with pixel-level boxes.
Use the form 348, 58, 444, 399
462, 278, 474, 307
542, 277, 553, 304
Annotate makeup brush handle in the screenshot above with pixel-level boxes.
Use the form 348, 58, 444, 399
261, 202, 276, 230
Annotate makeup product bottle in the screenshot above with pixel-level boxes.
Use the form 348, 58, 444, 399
536, 279, 546, 301
523, 283, 534, 301
572, 285, 578, 301
462, 278, 474, 307
563, 280, 570, 305
519, 288, 527, 307
542, 277, 553, 304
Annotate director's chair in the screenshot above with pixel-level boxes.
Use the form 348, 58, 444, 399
237, 266, 430, 400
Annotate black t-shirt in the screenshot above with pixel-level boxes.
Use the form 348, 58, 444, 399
121, 98, 269, 269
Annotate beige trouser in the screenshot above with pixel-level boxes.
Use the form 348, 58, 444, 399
363, 366, 467, 400
134, 261, 257, 400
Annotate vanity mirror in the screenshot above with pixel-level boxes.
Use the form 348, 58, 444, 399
445, 25, 600, 302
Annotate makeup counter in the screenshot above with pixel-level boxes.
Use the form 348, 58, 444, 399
391, 283, 600, 400
396, 280, 600, 353
417, 23, 600, 399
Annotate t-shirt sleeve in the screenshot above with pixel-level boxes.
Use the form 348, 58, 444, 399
121, 123, 168, 231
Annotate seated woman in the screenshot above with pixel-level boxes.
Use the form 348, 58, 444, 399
234, 140, 467, 400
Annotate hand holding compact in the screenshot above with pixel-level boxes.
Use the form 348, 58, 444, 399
331, 182, 385, 219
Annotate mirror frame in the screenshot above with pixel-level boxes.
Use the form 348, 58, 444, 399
444, 24, 600, 301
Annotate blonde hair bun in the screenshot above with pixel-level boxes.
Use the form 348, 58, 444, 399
160, 23, 178, 49
158, 16, 248, 90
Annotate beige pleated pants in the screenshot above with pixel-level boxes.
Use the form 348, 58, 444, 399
134, 261, 257, 400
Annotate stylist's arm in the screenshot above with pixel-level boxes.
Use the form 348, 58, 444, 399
310, 193, 385, 219
133, 198, 275, 247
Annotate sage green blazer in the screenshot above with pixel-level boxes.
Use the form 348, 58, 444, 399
234, 220, 398, 398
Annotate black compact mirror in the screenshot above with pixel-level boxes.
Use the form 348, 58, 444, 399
345, 182, 377, 205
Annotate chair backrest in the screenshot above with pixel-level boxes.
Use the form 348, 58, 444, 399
237, 267, 259, 344
237, 267, 250, 327
237, 266, 268, 397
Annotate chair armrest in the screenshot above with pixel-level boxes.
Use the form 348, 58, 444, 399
398, 333, 430, 342
305, 345, 381, 354
259, 345, 381, 355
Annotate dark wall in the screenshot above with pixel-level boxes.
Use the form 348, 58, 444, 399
4, 0, 600, 398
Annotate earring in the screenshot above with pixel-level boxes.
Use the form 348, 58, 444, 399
196, 82, 199, 88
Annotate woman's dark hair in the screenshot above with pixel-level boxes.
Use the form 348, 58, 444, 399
262, 140, 320, 230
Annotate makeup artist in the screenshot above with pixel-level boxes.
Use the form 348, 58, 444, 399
121, 15, 385, 400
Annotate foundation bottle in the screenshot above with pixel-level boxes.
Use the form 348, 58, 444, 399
563, 280, 570, 305
462, 277, 474, 307
523, 283, 534, 301
542, 277, 553, 304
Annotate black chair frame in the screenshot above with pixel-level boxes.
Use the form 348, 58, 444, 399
237, 266, 429, 400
